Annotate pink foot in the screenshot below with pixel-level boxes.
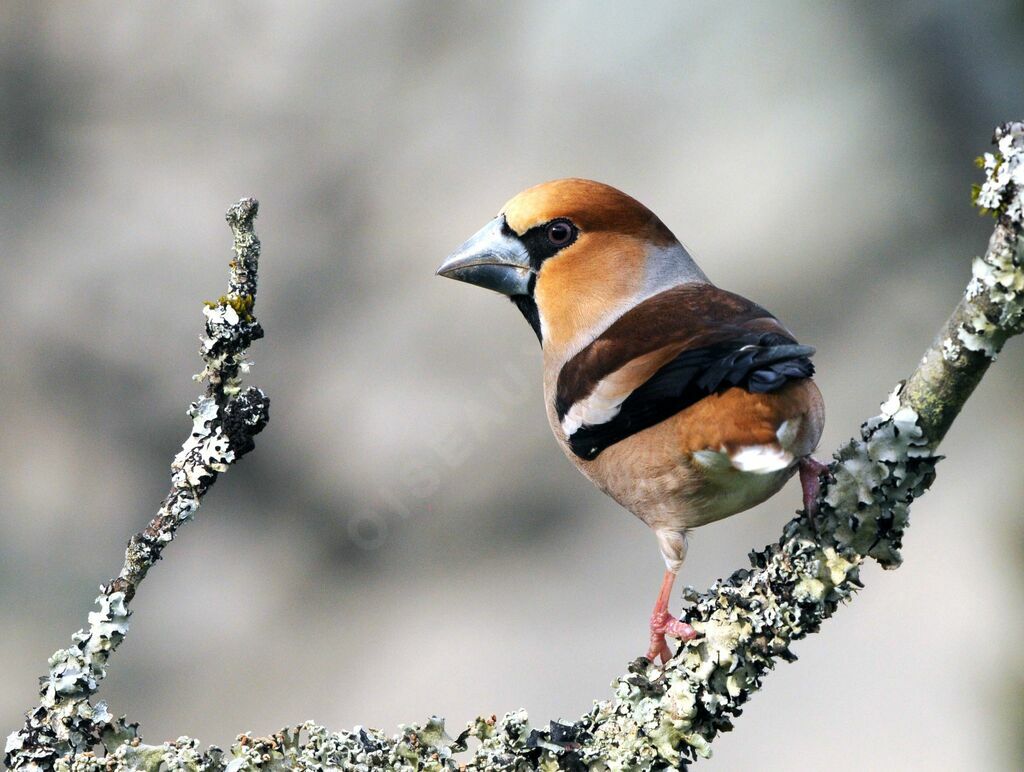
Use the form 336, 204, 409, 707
644, 569, 697, 663
799, 456, 830, 521
647, 609, 696, 663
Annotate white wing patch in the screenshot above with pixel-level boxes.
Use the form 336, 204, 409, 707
560, 348, 681, 438
693, 418, 803, 474
560, 382, 625, 437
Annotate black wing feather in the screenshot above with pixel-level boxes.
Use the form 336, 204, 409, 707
568, 332, 814, 460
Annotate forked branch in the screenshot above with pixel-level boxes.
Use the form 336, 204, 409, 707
7, 124, 1024, 770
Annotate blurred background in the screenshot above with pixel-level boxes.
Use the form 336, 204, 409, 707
2, 2, 1023, 770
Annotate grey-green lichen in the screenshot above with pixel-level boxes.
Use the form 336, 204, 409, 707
10, 123, 1024, 771
957, 122, 1024, 359
8, 308, 948, 772
818, 384, 936, 568
198, 214, 264, 399
6, 199, 270, 772
54, 391, 941, 772
973, 123, 1024, 220
893, 125, 1024, 445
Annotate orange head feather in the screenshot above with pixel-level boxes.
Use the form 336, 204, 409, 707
439, 179, 709, 358
500, 180, 706, 359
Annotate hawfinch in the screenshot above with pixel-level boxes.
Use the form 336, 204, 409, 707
437, 179, 826, 663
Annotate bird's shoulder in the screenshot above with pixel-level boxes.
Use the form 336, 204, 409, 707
556, 283, 787, 409
554, 284, 816, 461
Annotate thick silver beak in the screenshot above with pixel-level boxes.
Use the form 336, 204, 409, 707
436, 215, 532, 296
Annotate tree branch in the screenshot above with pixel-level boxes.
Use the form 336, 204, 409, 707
7, 124, 1024, 771
5, 199, 269, 771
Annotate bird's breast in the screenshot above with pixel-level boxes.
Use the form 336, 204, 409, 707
542, 375, 823, 532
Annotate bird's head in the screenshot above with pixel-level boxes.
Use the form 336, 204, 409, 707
437, 178, 708, 359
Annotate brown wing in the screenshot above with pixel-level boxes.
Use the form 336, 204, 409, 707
554, 284, 814, 460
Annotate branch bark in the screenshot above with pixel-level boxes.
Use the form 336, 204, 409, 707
5, 199, 269, 771
7, 124, 1024, 771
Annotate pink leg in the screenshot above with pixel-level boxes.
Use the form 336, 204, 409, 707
799, 456, 829, 519
646, 569, 696, 663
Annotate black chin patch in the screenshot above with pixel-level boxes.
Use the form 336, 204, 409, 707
511, 294, 542, 343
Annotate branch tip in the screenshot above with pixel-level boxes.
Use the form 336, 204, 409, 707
225, 197, 259, 229
6, 200, 270, 771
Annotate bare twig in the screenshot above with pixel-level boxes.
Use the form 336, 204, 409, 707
7, 123, 1024, 771
5, 199, 269, 771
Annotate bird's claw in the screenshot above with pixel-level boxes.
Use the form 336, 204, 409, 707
646, 610, 696, 663
646, 634, 674, 664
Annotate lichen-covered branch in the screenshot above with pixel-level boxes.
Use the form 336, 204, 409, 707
8, 124, 1024, 771
5, 199, 269, 771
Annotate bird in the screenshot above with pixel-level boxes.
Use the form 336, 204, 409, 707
436, 179, 826, 663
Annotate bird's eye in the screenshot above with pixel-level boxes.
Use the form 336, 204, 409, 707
546, 220, 576, 247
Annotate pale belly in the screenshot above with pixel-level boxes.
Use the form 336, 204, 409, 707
543, 377, 823, 535
574, 429, 798, 532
